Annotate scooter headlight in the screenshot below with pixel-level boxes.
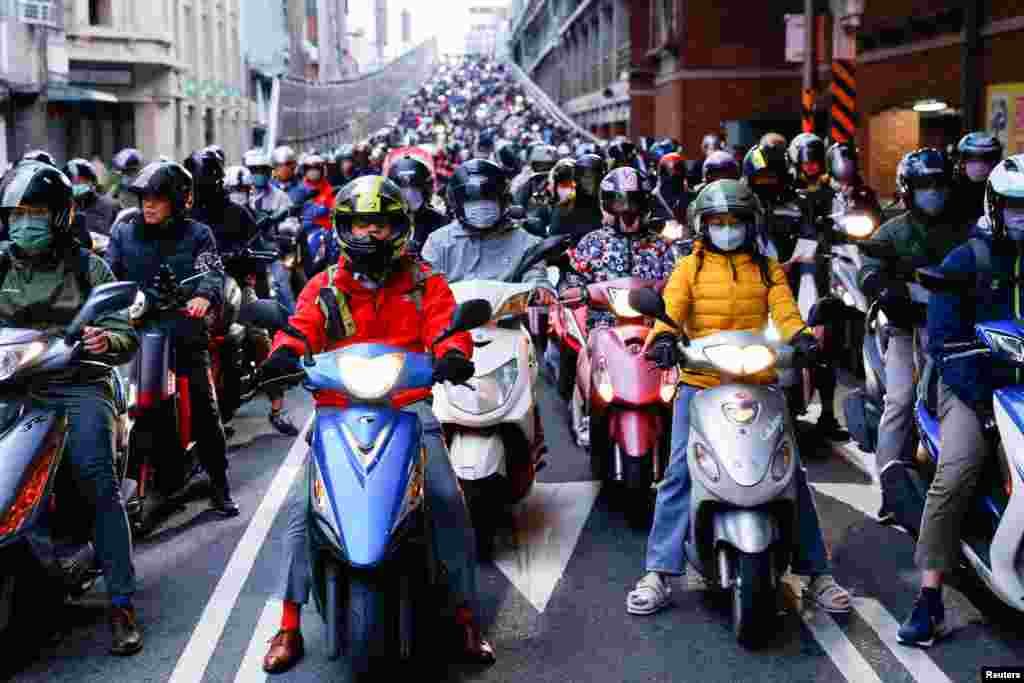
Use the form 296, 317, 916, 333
607, 288, 643, 319
704, 344, 775, 376
597, 365, 615, 403
771, 440, 794, 481
337, 352, 405, 401
448, 358, 519, 414
839, 214, 877, 239
661, 220, 684, 241
0, 341, 46, 383
693, 441, 720, 482
495, 292, 530, 319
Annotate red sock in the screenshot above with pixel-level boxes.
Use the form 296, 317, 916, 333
281, 600, 301, 631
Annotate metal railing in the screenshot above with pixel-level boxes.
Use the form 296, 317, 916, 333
502, 57, 600, 143
268, 39, 439, 152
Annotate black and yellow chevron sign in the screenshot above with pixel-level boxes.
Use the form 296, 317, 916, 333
830, 60, 856, 143
802, 88, 816, 134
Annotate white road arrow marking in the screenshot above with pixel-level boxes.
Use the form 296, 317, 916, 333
810, 481, 883, 520
853, 598, 953, 683
493, 481, 601, 613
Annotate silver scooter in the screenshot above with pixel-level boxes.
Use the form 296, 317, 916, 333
630, 289, 805, 647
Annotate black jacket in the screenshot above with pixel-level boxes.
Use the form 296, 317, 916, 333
76, 191, 120, 237
191, 196, 262, 255
106, 210, 225, 309
548, 200, 603, 238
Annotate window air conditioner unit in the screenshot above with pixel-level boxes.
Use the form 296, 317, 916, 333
19, 0, 57, 28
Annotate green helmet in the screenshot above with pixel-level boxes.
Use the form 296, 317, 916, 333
689, 179, 761, 240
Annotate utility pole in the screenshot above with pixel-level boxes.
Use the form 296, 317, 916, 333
286, 0, 307, 79
802, 0, 815, 134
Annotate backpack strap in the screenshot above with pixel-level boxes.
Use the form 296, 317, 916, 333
318, 263, 357, 341
967, 237, 993, 289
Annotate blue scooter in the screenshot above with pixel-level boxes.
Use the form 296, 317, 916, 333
911, 267, 1024, 613
239, 295, 492, 679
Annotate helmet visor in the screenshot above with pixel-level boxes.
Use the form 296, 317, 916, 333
601, 190, 645, 216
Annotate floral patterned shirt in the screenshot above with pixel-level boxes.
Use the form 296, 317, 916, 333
565, 226, 679, 329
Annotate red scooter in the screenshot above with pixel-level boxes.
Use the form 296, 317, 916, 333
561, 277, 677, 523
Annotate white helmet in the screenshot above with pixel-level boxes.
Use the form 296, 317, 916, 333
243, 149, 271, 169
223, 165, 253, 192
271, 145, 296, 166
984, 154, 1024, 241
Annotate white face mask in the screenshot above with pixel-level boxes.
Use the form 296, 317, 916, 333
401, 187, 425, 212
463, 199, 501, 229
229, 191, 249, 206
965, 160, 995, 183
708, 223, 748, 252
1004, 208, 1024, 241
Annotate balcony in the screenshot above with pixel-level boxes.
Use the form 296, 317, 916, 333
66, 25, 183, 70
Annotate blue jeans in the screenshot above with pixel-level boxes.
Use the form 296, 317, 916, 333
645, 385, 830, 576
36, 380, 135, 598
280, 400, 479, 607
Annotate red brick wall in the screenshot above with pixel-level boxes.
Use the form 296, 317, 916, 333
682, 0, 793, 68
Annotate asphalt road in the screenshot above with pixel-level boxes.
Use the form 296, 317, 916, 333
4, 378, 1023, 683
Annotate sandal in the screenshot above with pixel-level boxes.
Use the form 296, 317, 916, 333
805, 574, 851, 613
627, 572, 672, 615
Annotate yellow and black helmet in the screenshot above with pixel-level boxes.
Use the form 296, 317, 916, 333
333, 175, 412, 278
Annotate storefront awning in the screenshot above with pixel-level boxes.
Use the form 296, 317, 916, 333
46, 83, 118, 103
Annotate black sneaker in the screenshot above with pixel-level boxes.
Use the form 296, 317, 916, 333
897, 591, 946, 647
110, 606, 143, 656
814, 415, 850, 442
269, 410, 300, 437
210, 483, 240, 517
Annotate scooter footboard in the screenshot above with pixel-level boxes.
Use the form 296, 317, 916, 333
712, 509, 781, 555
449, 430, 505, 481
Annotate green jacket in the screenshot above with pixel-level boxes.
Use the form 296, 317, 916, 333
0, 244, 138, 370
856, 211, 970, 291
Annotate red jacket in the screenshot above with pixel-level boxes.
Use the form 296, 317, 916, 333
305, 178, 336, 231
272, 258, 472, 409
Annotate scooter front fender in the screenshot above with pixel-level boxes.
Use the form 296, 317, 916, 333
608, 409, 663, 458
713, 509, 780, 555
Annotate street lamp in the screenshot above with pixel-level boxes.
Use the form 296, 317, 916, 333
913, 99, 948, 113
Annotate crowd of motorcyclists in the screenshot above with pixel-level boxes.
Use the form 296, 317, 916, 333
1, 52, 1022, 672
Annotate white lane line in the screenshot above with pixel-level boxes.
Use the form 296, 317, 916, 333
782, 577, 884, 683
168, 419, 311, 683
853, 597, 954, 683
232, 599, 282, 683
810, 481, 883, 521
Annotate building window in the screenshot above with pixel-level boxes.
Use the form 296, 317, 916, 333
651, 0, 677, 49
89, 0, 112, 26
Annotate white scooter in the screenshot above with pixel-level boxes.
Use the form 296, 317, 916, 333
630, 289, 809, 647
432, 236, 568, 547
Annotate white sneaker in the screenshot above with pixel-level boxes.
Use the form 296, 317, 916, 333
627, 572, 672, 615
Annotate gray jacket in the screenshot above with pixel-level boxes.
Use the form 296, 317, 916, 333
420, 219, 551, 288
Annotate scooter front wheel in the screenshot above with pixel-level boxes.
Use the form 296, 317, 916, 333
732, 549, 775, 648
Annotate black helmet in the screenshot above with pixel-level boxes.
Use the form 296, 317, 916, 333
64, 158, 99, 183
575, 153, 608, 198
657, 153, 687, 194
387, 156, 434, 211
333, 175, 412, 278
0, 161, 75, 238
955, 131, 1003, 183
702, 151, 741, 183
826, 142, 860, 183
204, 145, 226, 166
787, 133, 826, 182
495, 141, 522, 176
600, 166, 649, 232
21, 149, 57, 167
184, 148, 225, 195
742, 143, 789, 202
112, 148, 144, 175
126, 161, 194, 216
447, 159, 509, 231
896, 148, 951, 213
607, 139, 637, 168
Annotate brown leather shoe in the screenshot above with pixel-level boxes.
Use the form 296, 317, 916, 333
455, 609, 495, 666
110, 607, 143, 656
263, 629, 304, 674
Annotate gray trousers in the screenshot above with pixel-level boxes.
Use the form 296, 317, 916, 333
279, 400, 479, 607
914, 381, 989, 572
876, 327, 927, 476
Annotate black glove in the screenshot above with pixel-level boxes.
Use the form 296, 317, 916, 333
644, 332, 683, 370
433, 350, 475, 385
791, 334, 822, 365
261, 347, 302, 380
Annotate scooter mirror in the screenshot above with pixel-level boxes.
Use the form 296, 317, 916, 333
627, 288, 676, 328
547, 265, 561, 288
433, 298, 493, 349
66, 281, 140, 340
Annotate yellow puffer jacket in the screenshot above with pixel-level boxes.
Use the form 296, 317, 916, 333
651, 241, 811, 389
